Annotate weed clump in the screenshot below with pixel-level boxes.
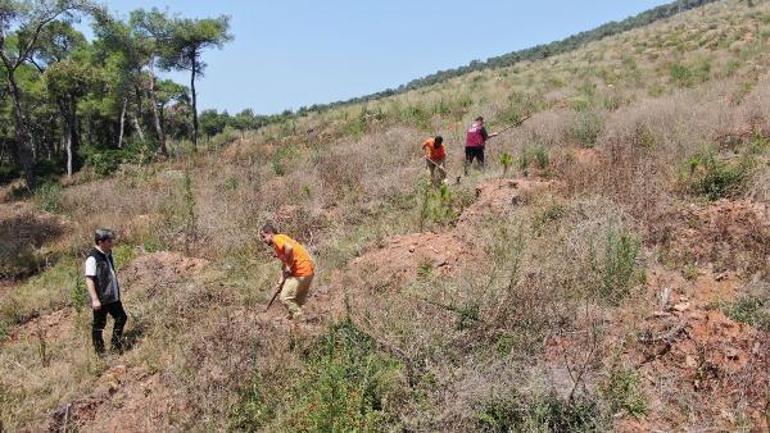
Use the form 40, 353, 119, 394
681, 150, 751, 200
230, 320, 404, 432
719, 283, 770, 331
597, 229, 643, 305
476, 392, 604, 433
567, 111, 604, 148
600, 366, 648, 417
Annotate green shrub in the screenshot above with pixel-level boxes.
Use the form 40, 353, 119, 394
670, 63, 692, 87
400, 104, 431, 130
682, 151, 750, 200
476, 392, 603, 433
71, 270, 88, 313
722, 295, 770, 331
534, 146, 549, 170
85, 149, 124, 178
568, 111, 604, 148
456, 302, 480, 330
33, 182, 62, 213
271, 145, 299, 177
230, 320, 403, 432
499, 91, 542, 125
670, 58, 712, 87
600, 367, 648, 417
418, 182, 459, 230
597, 229, 643, 305
208, 127, 239, 149
500, 152, 514, 176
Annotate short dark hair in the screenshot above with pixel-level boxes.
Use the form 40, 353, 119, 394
260, 223, 277, 234
94, 228, 115, 244
434, 136, 443, 145
475, 116, 484, 122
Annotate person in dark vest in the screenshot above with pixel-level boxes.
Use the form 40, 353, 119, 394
464, 116, 498, 175
84, 229, 127, 354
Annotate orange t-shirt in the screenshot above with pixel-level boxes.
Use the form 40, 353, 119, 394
422, 138, 446, 161
273, 234, 315, 277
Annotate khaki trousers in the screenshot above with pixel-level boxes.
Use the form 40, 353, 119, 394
280, 275, 314, 319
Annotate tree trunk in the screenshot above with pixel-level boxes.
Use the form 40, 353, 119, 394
131, 111, 145, 143
5, 72, 36, 189
148, 61, 167, 156
190, 57, 198, 150
57, 98, 79, 177
118, 98, 127, 149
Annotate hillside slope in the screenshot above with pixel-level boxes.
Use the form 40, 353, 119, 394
1, 0, 770, 431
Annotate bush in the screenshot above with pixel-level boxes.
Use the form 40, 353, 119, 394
682, 151, 750, 200
499, 91, 542, 125
230, 320, 403, 432
597, 229, 643, 305
476, 392, 603, 433
600, 367, 648, 417
33, 182, 62, 213
207, 127, 239, 149
85, 149, 124, 178
419, 182, 460, 230
722, 295, 770, 331
500, 152, 514, 176
568, 111, 604, 148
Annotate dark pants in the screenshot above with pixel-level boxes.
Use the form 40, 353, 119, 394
464, 146, 485, 174
92, 301, 127, 354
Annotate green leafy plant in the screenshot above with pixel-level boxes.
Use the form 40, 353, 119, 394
721, 295, 770, 331
597, 229, 643, 305
71, 269, 88, 313
600, 367, 648, 417
500, 152, 514, 176
682, 150, 751, 200
418, 181, 459, 230
476, 392, 603, 433
230, 320, 403, 432
33, 182, 62, 213
569, 111, 604, 148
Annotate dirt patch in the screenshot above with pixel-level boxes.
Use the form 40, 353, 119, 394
48, 366, 182, 433
11, 308, 75, 344
455, 178, 559, 234
649, 199, 770, 276
119, 252, 209, 296
349, 232, 475, 291
633, 304, 769, 431
348, 178, 557, 292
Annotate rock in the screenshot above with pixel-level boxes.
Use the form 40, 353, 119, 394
685, 355, 698, 368
672, 302, 690, 313
725, 348, 740, 360
408, 246, 416, 253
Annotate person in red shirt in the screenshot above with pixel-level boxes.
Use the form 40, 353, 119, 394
422, 136, 447, 186
465, 116, 498, 175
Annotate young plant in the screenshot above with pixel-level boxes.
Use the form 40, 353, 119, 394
500, 152, 514, 176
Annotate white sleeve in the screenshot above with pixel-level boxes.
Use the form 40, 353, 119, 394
85, 257, 97, 277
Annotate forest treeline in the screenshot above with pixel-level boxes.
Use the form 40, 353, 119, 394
0, 0, 235, 188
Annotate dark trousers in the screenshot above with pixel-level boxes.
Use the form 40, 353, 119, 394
92, 301, 127, 354
464, 146, 485, 174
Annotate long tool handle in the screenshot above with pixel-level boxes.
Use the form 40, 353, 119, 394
265, 277, 287, 312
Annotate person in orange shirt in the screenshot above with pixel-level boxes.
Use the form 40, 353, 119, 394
422, 136, 447, 186
260, 223, 315, 320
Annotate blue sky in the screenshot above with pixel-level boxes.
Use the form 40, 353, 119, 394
95, 1, 668, 114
